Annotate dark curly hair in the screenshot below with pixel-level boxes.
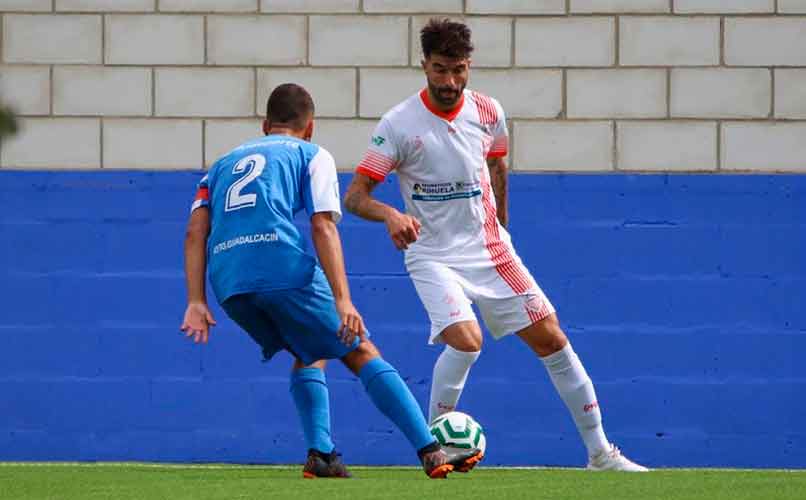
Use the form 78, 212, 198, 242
420, 18, 474, 59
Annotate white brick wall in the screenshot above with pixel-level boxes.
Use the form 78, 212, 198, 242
671, 69, 771, 118
103, 119, 202, 169
1, 118, 100, 168
56, 0, 155, 11
674, 0, 774, 13
570, 0, 668, 13
359, 69, 423, 118
310, 16, 408, 66
779, 1, 806, 13
364, 0, 462, 13
159, 0, 256, 12
722, 123, 806, 172
568, 69, 666, 118
260, 0, 358, 13
258, 68, 356, 118
466, 0, 564, 14
0, 65, 50, 115
775, 69, 806, 119
512, 121, 613, 171
1, 5, 804, 171
725, 18, 806, 66
207, 16, 306, 66
472, 69, 562, 119
314, 119, 377, 170
205, 119, 262, 167
53, 66, 152, 116
515, 18, 615, 67
3, 14, 102, 64
155, 68, 254, 117
620, 17, 720, 66
105, 15, 204, 65
617, 121, 717, 171
0, 1, 50, 11
411, 16, 512, 67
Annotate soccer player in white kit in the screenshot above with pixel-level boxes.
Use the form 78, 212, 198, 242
344, 18, 647, 472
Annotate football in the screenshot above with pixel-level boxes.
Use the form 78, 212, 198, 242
429, 411, 487, 460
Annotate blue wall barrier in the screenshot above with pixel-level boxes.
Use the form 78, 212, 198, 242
0, 171, 804, 469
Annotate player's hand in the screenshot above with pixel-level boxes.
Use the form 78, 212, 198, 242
335, 298, 366, 347
384, 210, 421, 250
180, 302, 217, 344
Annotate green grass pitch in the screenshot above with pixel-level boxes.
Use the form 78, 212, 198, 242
1, 463, 804, 500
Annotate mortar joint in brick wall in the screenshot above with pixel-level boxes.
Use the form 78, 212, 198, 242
612, 120, 618, 170
613, 15, 621, 67
770, 68, 775, 119
202, 118, 206, 169
561, 69, 567, 119
407, 16, 412, 67
99, 117, 104, 168
355, 67, 360, 118
719, 16, 725, 66
203, 15, 208, 65
666, 68, 671, 119
305, 15, 310, 66
716, 121, 722, 171
510, 17, 516, 67
49, 65, 54, 115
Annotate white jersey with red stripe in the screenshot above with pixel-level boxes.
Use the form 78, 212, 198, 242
357, 88, 530, 292
357, 88, 555, 340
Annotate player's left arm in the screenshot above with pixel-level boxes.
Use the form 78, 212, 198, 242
487, 155, 509, 228
181, 206, 217, 344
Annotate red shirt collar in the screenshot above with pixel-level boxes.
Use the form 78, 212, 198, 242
419, 88, 464, 122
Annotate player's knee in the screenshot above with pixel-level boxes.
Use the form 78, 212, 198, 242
439, 322, 483, 352
355, 338, 381, 359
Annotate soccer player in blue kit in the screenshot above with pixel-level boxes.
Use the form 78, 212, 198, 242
180, 83, 481, 479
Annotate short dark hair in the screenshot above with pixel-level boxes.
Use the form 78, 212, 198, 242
266, 83, 314, 130
420, 18, 474, 59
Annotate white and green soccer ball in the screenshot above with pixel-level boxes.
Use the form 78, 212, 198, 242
429, 411, 486, 459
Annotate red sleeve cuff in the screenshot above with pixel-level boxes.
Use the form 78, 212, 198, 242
486, 150, 507, 159
355, 166, 386, 182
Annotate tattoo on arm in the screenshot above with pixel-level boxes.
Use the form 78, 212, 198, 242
487, 157, 509, 227
344, 175, 392, 222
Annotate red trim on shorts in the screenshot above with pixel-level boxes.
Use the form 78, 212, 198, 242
419, 88, 464, 122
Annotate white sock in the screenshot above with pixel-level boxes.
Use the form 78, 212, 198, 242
429, 345, 480, 423
541, 343, 610, 457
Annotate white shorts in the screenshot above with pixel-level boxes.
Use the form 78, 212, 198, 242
407, 251, 556, 344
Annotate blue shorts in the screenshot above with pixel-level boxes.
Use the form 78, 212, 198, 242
221, 268, 360, 365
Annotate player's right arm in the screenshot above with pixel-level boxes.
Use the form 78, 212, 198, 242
344, 174, 420, 250
304, 147, 366, 345
344, 118, 420, 250
180, 177, 217, 344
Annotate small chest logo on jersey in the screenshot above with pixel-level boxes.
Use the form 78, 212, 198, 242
371, 135, 386, 146
412, 181, 481, 202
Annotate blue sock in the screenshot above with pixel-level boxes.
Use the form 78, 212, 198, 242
290, 367, 334, 453
359, 358, 435, 451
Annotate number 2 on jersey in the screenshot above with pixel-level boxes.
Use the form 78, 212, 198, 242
225, 154, 266, 212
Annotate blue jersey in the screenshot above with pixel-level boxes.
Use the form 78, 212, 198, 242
191, 134, 341, 304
